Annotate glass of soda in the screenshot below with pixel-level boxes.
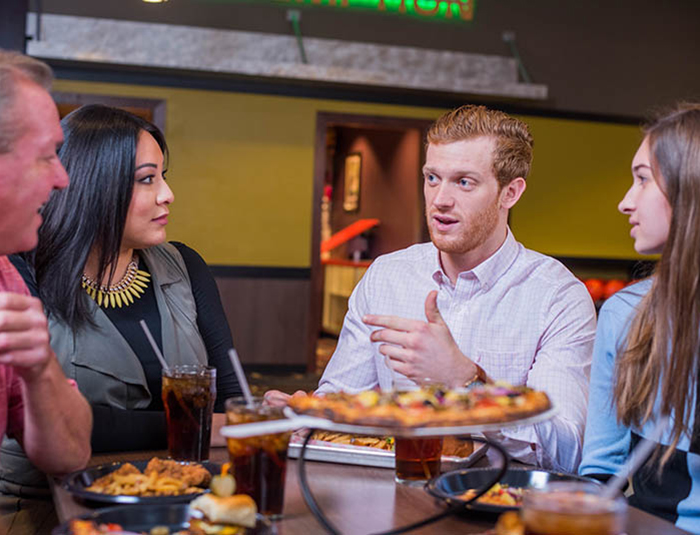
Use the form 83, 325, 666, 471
522, 481, 627, 535
394, 436, 444, 484
161, 365, 216, 462
225, 397, 291, 519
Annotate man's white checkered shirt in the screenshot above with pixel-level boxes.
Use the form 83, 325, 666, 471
318, 229, 596, 473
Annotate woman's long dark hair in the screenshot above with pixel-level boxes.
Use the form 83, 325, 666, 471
35, 104, 168, 329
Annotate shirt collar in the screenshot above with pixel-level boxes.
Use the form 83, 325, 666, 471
430, 227, 520, 290
430, 247, 447, 286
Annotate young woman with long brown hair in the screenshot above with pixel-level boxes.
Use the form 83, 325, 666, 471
580, 103, 700, 533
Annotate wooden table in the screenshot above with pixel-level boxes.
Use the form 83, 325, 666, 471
52, 447, 690, 534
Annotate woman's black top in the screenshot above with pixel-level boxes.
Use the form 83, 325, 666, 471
10, 242, 242, 452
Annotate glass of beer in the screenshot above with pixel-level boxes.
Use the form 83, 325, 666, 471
522, 482, 627, 535
161, 365, 216, 462
225, 397, 291, 518
394, 436, 444, 484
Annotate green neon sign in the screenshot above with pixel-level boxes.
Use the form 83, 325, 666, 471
219, 0, 475, 22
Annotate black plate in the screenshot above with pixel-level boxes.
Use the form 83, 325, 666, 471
426, 467, 600, 513
61, 459, 220, 505
51, 504, 272, 535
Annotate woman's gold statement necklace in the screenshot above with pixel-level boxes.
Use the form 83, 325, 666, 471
81, 255, 151, 308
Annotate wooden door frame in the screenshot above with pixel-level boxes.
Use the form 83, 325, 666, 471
306, 112, 434, 372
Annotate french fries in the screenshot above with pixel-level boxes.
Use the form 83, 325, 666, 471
311, 431, 393, 450
85, 460, 205, 497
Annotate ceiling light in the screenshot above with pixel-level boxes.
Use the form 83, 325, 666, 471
143, 0, 169, 3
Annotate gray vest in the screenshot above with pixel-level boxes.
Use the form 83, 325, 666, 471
0, 242, 208, 496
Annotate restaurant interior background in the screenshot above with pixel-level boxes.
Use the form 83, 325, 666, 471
3, 0, 700, 393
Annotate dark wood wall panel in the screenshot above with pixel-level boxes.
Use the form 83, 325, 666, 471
215, 276, 310, 368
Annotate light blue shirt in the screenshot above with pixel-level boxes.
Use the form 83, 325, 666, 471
580, 278, 700, 534
580, 279, 652, 477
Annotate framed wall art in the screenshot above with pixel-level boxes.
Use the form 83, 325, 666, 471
343, 153, 362, 212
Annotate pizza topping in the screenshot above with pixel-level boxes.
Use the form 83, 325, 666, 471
356, 390, 380, 408
459, 483, 526, 507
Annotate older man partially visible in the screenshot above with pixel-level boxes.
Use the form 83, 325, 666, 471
0, 49, 92, 531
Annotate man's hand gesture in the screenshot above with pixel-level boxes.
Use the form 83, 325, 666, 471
362, 290, 478, 388
0, 293, 53, 383
0, 291, 93, 474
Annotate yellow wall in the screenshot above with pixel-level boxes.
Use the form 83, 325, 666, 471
512, 115, 644, 259
53, 79, 644, 267
54, 79, 441, 267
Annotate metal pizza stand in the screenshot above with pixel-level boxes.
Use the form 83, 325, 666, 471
221, 406, 557, 535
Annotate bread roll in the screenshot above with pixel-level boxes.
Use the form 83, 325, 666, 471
190, 493, 257, 528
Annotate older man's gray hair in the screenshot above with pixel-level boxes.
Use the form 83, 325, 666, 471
0, 50, 54, 153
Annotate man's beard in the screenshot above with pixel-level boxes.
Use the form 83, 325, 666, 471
426, 197, 500, 255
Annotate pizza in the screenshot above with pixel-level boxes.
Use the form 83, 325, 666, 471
288, 383, 551, 428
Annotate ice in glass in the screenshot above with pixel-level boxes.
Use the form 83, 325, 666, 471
225, 397, 291, 518
522, 482, 627, 535
161, 365, 216, 461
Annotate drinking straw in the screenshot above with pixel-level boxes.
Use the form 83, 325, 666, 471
228, 348, 254, 408
601, 414, 670, 499
139, 319, 170, 373
142, 319, 200, 428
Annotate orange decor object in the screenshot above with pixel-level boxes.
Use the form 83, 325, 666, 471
321, 219, 380, 254
583, 278, 605, 302
321, 258, 372, 267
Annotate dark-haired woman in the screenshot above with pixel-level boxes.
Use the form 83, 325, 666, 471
579, 104, 700, 534
0, 105, 241, 493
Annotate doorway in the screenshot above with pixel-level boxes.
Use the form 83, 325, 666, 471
307, 112, 434, 372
